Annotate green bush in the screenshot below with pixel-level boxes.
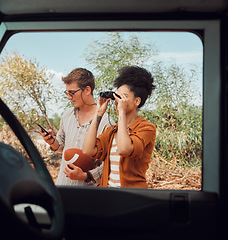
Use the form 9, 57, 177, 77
140, 103, 202, 168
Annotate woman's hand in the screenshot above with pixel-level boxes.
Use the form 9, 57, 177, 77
63, 163, 87, 181
114, 93, 129, 114
96, 96, 111, 116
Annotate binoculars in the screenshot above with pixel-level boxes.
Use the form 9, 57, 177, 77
99, 91, 121, 100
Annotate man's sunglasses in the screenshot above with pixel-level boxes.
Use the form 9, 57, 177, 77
64, 88, 81, 98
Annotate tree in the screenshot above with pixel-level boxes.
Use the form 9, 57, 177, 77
150, 60, 200, 108
84, 32, 159, 92
0, 52, 58, 130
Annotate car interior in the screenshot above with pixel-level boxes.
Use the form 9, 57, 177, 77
0, 0, 228, 239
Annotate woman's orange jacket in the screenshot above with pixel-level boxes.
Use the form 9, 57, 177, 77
92, 116, 156, 188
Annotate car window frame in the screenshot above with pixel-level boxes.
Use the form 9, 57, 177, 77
0, 19, 220, 194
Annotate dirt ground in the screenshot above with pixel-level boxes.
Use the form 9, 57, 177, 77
45, 154, 201, 190
146, 156, 201, 190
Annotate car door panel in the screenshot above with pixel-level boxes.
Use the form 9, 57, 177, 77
58, 187, 218, 239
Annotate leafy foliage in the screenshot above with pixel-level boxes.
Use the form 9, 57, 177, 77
84, 32, 159, 91
140, 104, 202, 167
0, 52, 58, 130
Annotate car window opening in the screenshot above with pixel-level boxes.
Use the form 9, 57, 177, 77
0, 31, 203, 190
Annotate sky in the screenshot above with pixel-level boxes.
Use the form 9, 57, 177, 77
1, 31, 203, 116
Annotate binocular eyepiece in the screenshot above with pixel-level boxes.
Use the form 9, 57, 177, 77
99, 91, 121, 100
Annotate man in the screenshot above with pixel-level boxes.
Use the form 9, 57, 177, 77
41, 68, 114, 186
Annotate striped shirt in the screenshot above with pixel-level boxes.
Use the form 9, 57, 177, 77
108, 138, 121, 188
55, 107, 114, 186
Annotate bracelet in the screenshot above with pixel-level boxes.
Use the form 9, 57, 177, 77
50, 137, 55, 145
84, 171, 92, 183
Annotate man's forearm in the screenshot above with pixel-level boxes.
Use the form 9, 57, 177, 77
50, 138, 59, 151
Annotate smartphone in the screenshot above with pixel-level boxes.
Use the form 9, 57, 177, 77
34, 122, 53, 138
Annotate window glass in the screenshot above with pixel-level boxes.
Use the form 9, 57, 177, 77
0, 31, 203, 190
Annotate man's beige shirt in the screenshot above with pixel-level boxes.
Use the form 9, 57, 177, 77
55, 107, 114, 186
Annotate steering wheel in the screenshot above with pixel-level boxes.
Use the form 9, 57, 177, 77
0, 98, 64, 240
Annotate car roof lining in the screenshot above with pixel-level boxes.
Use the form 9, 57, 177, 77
0, 0, 227, 15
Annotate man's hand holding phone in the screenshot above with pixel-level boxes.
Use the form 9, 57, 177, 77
41, 128, 55, 144
35, 122, 58, 149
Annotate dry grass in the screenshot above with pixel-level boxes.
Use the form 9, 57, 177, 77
48, 156, 202, 189
146, 153, 201, 190
0, 125, 61, 183
29, 131, 61, 183
0, 126, 201, 189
